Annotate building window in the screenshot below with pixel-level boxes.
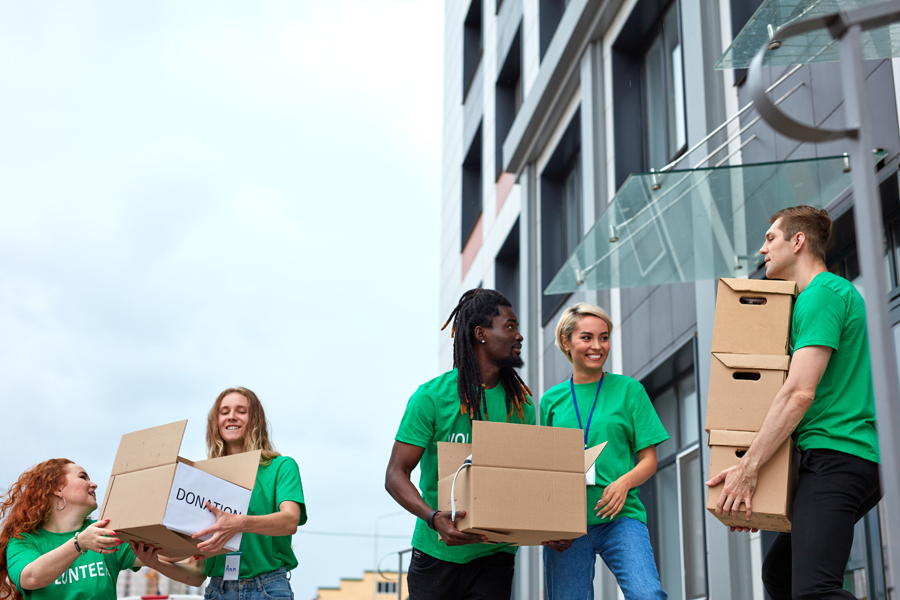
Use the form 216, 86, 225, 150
641, 342, 707, 600
463, 0, 483, 101
462, 123, 484, 250
612, 0, 688, 187
539, 0, 569, 61
643, 2, 687, 170
540, 109, 582, 322
377, 581, 398, 594
495, 220, 520, 311
495, 25, 523, 179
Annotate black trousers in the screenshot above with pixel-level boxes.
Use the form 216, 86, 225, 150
407, 547, 515, 600
762, 448, 882, 600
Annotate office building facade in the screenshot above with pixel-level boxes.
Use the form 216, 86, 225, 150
441, 0, 900, 598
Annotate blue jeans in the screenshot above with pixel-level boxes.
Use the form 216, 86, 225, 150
204, 568, 293, 600
544, 518, 666, 600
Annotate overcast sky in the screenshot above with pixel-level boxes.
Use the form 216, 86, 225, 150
0, 2, 442, 598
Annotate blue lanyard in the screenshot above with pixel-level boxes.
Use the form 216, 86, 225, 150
569, 373, 604, 449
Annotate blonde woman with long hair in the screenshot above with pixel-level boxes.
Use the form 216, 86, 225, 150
192, 387, 307, 600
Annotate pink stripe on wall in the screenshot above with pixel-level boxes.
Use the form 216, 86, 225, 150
461, 215, 483, 280
496, 173, 515, 214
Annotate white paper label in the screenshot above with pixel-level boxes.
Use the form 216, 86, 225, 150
585, 468, 596, 486
161, 463, 252, 552
224, 553, 241, 581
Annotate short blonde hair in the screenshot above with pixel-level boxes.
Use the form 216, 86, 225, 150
555, 303, 614, 363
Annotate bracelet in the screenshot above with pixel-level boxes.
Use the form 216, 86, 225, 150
426, 510, 440, 530
73, 533, 87, 555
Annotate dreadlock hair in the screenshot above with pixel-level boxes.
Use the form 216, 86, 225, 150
441, 288, 532, 421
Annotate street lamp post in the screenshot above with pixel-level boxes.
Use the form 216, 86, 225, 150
373, 511, 406, 600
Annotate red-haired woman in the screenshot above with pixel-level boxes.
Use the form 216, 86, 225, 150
191, 387, 307, 600
0, 459, 204, 600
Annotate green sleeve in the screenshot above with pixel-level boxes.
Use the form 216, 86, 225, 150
115, 540, 140, 573
793, 286, 842, 351
395, 385, 435, 448
5, 536, 39, 594
539, 392, 552, 426
275, 456, 308, 526
629, 381, 670, 452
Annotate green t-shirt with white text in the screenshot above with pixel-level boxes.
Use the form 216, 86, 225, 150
395, 368, 536, 564
791, 271, 880, 463
5, 519, 138, 600
540, 373, 669, 526
204, 455, 307, 578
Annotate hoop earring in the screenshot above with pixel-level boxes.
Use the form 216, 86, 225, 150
56, 496, 67, 511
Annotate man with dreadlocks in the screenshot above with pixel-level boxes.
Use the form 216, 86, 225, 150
385, 288, 557, 600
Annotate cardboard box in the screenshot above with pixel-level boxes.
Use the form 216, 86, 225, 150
437, 421, 606, 546
711, 278, 798, 356
705, 353, 790, 432
99, 420, 260, 559
706, 430, 798, 532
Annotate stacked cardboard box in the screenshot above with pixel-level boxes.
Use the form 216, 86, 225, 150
437, 421, 606, 545
705, 278, 799, 532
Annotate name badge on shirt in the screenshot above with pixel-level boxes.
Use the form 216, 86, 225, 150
224, 552, 241, 581
586, 468, 596, 486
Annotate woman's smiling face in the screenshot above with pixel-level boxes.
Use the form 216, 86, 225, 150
218, 392, 250, 452
565, 315, 611, 376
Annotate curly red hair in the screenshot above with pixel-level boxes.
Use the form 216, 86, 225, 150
0, 458, 73, 600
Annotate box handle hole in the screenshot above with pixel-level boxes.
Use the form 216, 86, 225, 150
739, 296, 767, 305
733, 372, 761, 381
735, 450, 747, 458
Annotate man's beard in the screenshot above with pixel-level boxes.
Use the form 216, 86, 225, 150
496, 355, 525, 369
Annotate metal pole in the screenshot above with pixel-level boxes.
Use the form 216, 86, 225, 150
398, 551, 402, 600
838, 23, 900, 600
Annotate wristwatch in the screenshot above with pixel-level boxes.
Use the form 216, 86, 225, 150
73, 533, 87, 555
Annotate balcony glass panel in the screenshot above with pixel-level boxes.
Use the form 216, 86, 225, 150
716, 0, 900, 70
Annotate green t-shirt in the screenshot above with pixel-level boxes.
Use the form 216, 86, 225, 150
395, 368, 536, 564
204, 455, 307, 579
791, 272, 880, 463
5, 519, 138, 600
540, 373, 669, 526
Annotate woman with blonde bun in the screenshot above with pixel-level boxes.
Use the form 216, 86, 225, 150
541, 303, 669, 600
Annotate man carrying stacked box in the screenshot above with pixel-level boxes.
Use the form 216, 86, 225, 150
707, 205, 882, 600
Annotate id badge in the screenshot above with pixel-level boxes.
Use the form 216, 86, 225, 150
224, 552, 241, 581
585, 467, 597, 487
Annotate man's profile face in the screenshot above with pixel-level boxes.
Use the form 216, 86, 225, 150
482, 305, 524, 369
760, 218, 794, 279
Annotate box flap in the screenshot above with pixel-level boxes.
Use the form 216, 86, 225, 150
472, 421, 583, 473
437, 442, 473, 480
111, 421, 188, 476
708, 430, 757, 447
720, 278, 799, 296
712, 353, 791, 371
191, 450, 262, 490
584, 442, 607, 474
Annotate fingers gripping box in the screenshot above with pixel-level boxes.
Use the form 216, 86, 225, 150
706, 430, 799, 533
99, 420, 259, 559
437, 421, 606, 546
